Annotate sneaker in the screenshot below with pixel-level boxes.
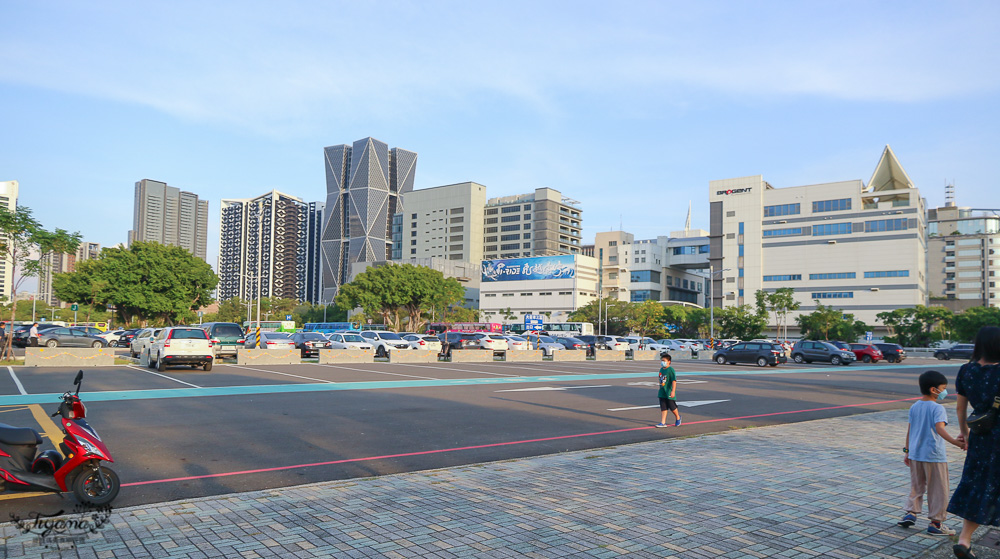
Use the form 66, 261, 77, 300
675, 419, 682, 427
654, 423, 668, 428
898, 513, 916, 528
927, 522, 955, 536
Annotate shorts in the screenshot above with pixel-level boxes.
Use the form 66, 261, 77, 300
659, 398, 677, 411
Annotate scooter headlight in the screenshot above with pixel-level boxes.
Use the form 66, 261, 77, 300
73, 435, 107, 460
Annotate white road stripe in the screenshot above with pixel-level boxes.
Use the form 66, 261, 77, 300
495, 385, 612, 393
6, 366, 26, 395
126, 365, 202, 388
608, 399, 730, 411
309, 363, 439, 380
224, 364, 333, 383
391, 363, 521, 377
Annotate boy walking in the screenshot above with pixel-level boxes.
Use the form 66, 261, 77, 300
899, 370, 966, 535
655, 354, 681, 428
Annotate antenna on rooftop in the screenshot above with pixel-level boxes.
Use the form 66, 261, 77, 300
685, 201, 692, 233
945, 182, 955, 207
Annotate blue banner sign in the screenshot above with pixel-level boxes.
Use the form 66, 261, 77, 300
524, 314, 544, 330
482, 255, 576, 282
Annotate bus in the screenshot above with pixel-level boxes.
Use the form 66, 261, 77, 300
303, 322, 359, 333
242, 320, 297, 333
426, 322, 503, 334
506, 322, 594, 337
70, 322, 109, 332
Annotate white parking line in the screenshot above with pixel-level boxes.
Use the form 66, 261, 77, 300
224, 364, 333, 383
6, 366, 26, 395
392, 363, 521, 377
472, 363, 600, 375
126, 365, 202, 388
310, 363, 439, 380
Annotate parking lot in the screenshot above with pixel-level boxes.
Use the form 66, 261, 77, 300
0, 355, 961, 519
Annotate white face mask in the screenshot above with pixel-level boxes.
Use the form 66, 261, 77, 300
661, 361, 669, 367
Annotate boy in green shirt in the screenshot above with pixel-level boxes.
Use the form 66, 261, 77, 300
656, 354, 681, 427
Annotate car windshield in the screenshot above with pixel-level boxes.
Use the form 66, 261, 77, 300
265, 332, 291, 339
343, 335, 365, 342
488, 335, 506, 340
508, 336, 525, 341
378, 332, 402, 340
301, 333, 326, 340
540, 336, 555, 343
171, 329, 208, 339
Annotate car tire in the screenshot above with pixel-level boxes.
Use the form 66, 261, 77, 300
792, 354, 804, 364
935, 353, 948, 360
203, 361, 213, 371
862, 355, 872, 363
831, 356, 842, 365
756, 357, 768, 367
156, 357, 167, 372
716, 356, 726, 365
769, 363, 778, 367
92, 341, 103, 349
376, 346, 386, 358
146, 351, 155, 369
45, 339, 58, 348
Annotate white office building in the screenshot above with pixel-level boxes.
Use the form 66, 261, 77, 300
926, 196, 1000, 310
708, 145, 927, 328
393, 182, 487, 263
479, 255, 599, 323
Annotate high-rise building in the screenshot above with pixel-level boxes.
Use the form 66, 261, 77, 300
305, 201, 325, 305
322, 137, 417, 302
0, 180, 18, 300
708, 145, 927, 328
393, 182, 487, 263
590, 230, 709, 306
38, 242, 101, 307
926, 197, 1000, 311
218, 190, 311, 304
128, 179, 209, 260
483, 188, 582, 260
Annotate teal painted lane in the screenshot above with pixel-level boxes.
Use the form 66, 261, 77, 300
0, 363, 936, 406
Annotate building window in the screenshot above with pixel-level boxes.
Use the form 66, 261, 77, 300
486, 236, 497, 242
523, 233, 531, 239
451, 207, 464, 214
501, 206, 520, 214
411, 231, 416, 237
630, 290, 661, 302
558, 291, 572, 295
500, 215, 519, 223
485, 245, 497, 251
523, 214, 531, 220
501, 243, 520, 250
411, 213, 417, 219
485, 208, 498, 215
630, 270, 661, 283
485, 217, 498, 224
864, 270, 910, 278
410, 249, 416, 255
410, 240, 416, 245
763, 275, 802, 281
864, 218, 908, 233
813, 223, 852, 236
666, 276, 673, 286
609, 241, 617, 246
812, 292, 854, 299
523, 242, 531, 248
809, 272, 856, 280
485, 227, 497, 233
523, 223, 531, 229
812, 199, 852, 213
763, 203, 801, 217
520, 293, 532, 296
539, 292, 552, 296
501, 224, 520, 232
502, 293, 514, 297
763, 228, 803, 238
501, 234, 519, 241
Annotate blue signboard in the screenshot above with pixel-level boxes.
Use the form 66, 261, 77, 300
524, 314, 544, 331
482, 255, 576, 283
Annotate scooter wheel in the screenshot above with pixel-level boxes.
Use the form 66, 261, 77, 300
72, 465, 120, 506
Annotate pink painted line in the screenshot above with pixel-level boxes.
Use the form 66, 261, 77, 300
121, 396, 920, 488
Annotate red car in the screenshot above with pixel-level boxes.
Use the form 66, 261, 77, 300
849, 343, 883, 363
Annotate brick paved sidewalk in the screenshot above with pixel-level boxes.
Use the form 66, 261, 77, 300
1, 407, 989, 558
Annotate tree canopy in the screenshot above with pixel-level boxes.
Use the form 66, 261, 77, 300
796, 301, 868, 341
335, 263, 465, 331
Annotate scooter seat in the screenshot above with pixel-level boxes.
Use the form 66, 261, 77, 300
0, 423, 41, 446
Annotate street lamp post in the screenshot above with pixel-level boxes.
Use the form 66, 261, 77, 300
708, 266, 731, 343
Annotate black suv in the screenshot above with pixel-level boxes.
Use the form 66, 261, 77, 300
874, 343, 907, 363
438, 332, 482, 356
934, 343, 974, 361
713, 341, 787, 367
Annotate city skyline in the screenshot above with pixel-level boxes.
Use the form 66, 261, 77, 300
2, 2, 999, 275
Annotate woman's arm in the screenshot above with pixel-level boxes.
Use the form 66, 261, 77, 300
956, 394, 969, 439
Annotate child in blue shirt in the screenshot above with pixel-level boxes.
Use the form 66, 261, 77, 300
898, 370, 966, 536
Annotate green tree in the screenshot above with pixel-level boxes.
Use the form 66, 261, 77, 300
567, 298, 634, 336
53, 241, 217, 327
335, 264, 464, 331
762, 288, 800, 341
0, 205, 81, 358
659, 306, 714, 339
628, 300, 666, 339
796, 301, 867, 341
876, 306, 953, 346
952, 306, 1000, 342
443, 306, 479, 323
715, 304, 768, 340
202, 298, 250, 324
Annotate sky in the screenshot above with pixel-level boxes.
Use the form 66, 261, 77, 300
2, 1, 999, 274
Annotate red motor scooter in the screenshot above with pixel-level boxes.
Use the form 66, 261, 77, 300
0, 370, 120, 505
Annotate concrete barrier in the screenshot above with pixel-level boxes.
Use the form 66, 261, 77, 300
449, 350, 496, 363
631, 350, 665, 361
318, 349, 374, 364
25, 348, 115, 367
503, 350, 544, 362
236, 349, 301, 365
594, 350, 628, 362
388, 350, 440, 363
551, 350, 588, 361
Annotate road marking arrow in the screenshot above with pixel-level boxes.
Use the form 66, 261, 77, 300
607, 399, 729, 411
496, 385, 612, 392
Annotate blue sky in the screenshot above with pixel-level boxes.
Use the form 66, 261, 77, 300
2, 1, 999, 272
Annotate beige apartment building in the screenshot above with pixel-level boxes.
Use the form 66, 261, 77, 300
38, 241, 101, 307
0, 180, 17, 301
483, 187, 582, 260
926, 200, 999, 310
128, 179, 209, 261
394, 182, 487, 263
709, 146, 927, 329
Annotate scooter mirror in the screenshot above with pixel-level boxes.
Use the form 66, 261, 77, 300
74, 370, 83, 385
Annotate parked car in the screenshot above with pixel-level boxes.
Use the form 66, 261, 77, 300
401, 334, 443, 352
556, 337, 589, 350
147, 327, 214, 371
576, 335, 612, 351
359, 330, 411, 357
130, 328, 163, 358
438, 332, 484, 356
503, 335, 530, 350
112, 329, 139, 348
623, 337, 661, 351
934, 343, 975, 361
522, 334, 565, 357
325, 333, 373, 351
874, 343, 907, 363
244, 331, 296, 350
37, 327, 108, 348
99, 329, 128, 345
657, 339, 690, 352
199, 322, 246, 358
849, 343, 884, 363
291, 332, 333, 357
713, 342, 787, 367
12, 323, 62, 347
676, 339, 703, 351
470, 333, 508, 352
789, 340, 856, 365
